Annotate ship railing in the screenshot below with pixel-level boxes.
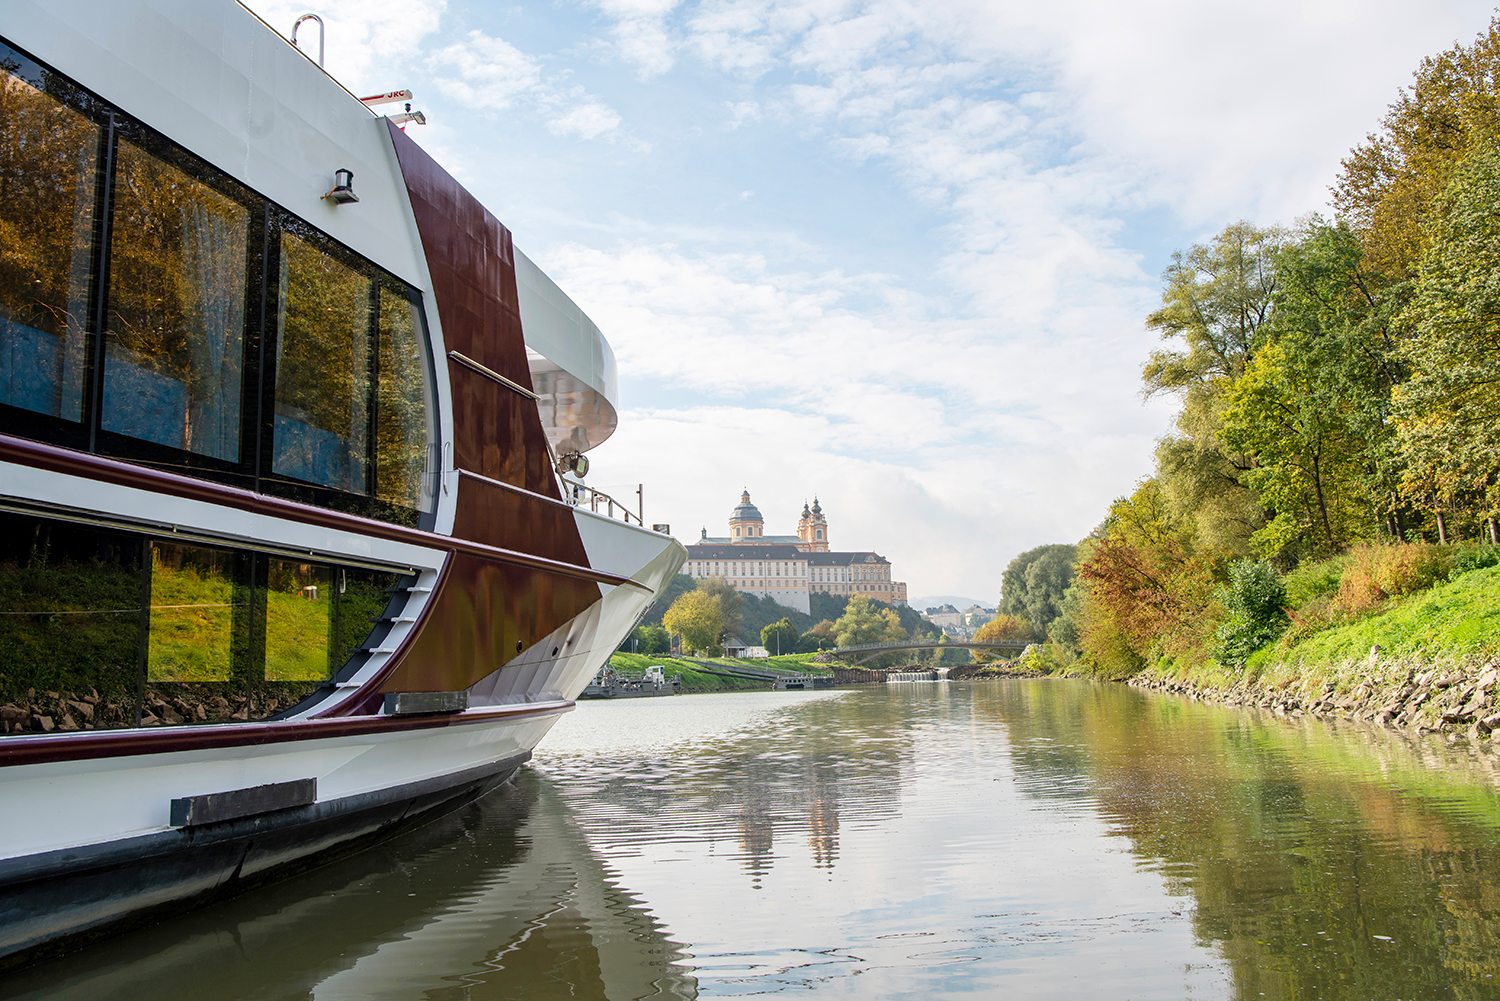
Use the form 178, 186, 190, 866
560, 478, 645, 527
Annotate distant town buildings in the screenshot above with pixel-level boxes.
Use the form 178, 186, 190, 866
920, 603, 996, 639
683, 490, 909, 614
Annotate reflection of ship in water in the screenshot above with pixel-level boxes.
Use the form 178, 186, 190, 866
0, 772, 696, 1001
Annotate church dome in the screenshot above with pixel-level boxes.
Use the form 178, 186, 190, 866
730, 489, 764, 524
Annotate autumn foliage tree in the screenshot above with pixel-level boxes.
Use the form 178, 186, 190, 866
970, 614, 1032, 663
662, 590, 723, 654
1074, 480, 1225, 672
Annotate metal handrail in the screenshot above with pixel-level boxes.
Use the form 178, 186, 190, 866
292, 14, 324, 67
560, 478, 644, 527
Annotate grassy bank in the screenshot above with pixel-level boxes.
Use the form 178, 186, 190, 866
1134, 565, 1500, 738
603, 652, 773, 693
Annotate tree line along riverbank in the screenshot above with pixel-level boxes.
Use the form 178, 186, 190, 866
974, 21, 1500, 729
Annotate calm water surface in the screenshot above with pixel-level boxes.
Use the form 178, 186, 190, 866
7, 680, 1500, 999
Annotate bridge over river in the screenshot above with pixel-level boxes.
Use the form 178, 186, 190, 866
826, 638, 1032, 666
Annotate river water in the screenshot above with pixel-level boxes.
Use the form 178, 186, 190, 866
7, 680, 1500, 999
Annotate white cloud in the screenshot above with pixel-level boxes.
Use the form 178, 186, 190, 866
542, 242, 1166, 593
544, 96, 624, 139
724, 99, 763, 128
590, 0, 682, 77
429, 31, 543, 108
427, 30, 628, 142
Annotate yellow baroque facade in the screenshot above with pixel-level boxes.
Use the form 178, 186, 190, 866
685, 491, 908, 614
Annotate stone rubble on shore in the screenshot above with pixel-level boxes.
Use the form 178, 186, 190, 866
1130, 647, 1500, 744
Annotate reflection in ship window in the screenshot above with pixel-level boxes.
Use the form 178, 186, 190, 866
147, 543, 239, 685
253, 564, 401, 721
0, 65, 97, 422
102, 141, 248, 461
0, 514, 140, 732
263, 559, 330, 682
376, 286, 434, 513
273, 230, 371, 493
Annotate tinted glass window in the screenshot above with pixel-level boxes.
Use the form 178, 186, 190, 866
0, 38, 438, 528
0, 62, 98, 422
273, 228, 371, 493
377, 285, 435, 513
147, 542, 240, 684
103, 140, 248, 461
263, 559, 330, 682
0, 515, 140, 732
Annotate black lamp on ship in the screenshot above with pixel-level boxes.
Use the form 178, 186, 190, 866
323, 168, 359, 205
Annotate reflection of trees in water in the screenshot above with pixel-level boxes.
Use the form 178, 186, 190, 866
0, 770, 695, 1001
973, 679, 1500, 1000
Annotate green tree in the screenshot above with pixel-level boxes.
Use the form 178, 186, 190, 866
693, 577, 743, 641
798, 620, 836, 653
761, 618, 798, 656
1212, 560, 1289, 668
1143, 222, 1286, 556
1335, 16, 1500, 284
622, 623, 670, 655
1218, 341, 1372, 559
834, 594, 905, 649
1046, 580, 1088, 658
999, 544, 1075, 633
1394, 149, 1500, 541
662, 590, 723, 654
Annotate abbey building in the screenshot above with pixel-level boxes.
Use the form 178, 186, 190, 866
683, 491, 908, 614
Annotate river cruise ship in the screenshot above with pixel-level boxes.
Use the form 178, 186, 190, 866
0, 0, 685, 967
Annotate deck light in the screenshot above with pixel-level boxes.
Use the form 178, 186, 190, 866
555, 451, 589, 477
324, 168, 359, 204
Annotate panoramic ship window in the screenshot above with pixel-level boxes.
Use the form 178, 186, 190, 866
0, 511, 407, 734
0, 36, 438, 529
103, 140, 250, 462
0, 62, 99, 424
376, 284, 436, 513
263, 559, 331, 683
148, 542, 240, 685
273, 228, 373, 494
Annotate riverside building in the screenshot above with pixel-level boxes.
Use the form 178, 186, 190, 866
683, 491, 908, 614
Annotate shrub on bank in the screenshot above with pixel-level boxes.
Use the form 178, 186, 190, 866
1451, 543, 1500, 579
1282, 554, 1349, 609
1213, 560, 1289, 669
1335, 541, 1451, 618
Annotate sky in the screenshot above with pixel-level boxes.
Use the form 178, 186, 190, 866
247, 0, 1489, 602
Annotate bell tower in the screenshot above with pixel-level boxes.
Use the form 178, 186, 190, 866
807, 497, 828, 552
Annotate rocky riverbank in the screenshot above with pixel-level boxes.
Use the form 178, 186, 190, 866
1131, 648, 1500, 743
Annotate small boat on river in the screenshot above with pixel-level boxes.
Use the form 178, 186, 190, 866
580, 665, 682, 699
0, 0, 684, 969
